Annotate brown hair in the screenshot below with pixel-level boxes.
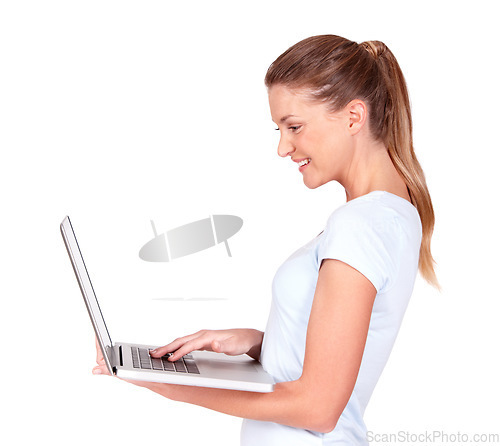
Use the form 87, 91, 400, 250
265, 35, 439, 288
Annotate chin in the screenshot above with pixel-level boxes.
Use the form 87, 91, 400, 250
303, 177, 325, 190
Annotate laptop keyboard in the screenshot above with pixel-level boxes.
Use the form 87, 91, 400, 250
130, 347, 200, 374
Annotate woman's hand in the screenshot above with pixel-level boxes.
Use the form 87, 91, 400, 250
92, 337, 111, 376
150, 329, 264, 362
92, 336, 168, 392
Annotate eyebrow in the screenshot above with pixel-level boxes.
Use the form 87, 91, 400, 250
279, 114, 297, 123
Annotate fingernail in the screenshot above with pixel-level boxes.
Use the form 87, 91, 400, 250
93, 368, 102, 375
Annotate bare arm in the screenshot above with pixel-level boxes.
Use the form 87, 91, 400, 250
151, 328, 264, 361
94, 259, 376, 433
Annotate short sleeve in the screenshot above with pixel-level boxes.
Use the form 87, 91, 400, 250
317, 203, 402, 293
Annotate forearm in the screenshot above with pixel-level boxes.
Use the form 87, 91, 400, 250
147, 378, 336, 433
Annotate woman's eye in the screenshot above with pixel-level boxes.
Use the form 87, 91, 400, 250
274, 125, 301, 132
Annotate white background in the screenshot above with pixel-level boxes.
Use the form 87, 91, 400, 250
1, 1, 499, 444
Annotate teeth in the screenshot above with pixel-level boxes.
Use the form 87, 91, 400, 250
298, 158, 311, 167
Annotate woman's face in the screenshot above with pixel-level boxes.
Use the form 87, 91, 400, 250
268, 85, 353, 189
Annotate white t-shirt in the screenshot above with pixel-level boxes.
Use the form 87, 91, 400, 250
241, 191, 422, 445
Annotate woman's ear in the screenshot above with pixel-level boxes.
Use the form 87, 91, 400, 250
346, 100, 368, 135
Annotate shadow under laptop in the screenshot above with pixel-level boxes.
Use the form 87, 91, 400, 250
152, 297, 229, 301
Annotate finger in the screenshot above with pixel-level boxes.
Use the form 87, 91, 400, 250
167, 337, 211, 361
92, 364, 111, 376
150, 334, 198, 357
95, 336, 104, 363
150, 331, 207, 357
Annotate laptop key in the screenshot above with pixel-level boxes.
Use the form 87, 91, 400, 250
161, 357, 175, 372
184, 359, 200, 374
138, 348, 152, 369
151, 357, 164, 370
132, 348, 199, 373
174, 360, 187, 373
131, 347, 140, 368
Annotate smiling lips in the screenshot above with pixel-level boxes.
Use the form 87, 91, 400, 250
296, 158, 311, 170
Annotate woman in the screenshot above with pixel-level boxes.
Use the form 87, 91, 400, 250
94, 34, 438, 445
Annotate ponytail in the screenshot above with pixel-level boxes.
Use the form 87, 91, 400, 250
266, 35, 439, 288
361, 41, 439, 289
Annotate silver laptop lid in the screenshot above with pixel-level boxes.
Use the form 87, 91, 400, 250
60, 216, 115, 373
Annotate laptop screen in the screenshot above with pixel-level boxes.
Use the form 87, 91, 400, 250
61, 216, 115, 373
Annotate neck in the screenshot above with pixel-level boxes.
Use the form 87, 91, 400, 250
340, 140, 410, 202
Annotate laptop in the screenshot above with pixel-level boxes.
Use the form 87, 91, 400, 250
61, 216, 275, 393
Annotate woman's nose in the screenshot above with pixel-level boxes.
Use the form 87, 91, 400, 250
277, 136, 294, 158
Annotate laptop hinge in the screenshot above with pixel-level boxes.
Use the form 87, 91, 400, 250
107, 344, 121, 374
111, 345, 124, 372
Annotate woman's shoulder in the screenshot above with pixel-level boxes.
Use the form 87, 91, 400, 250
326, 190, 422, 236
319, 191, 421, 293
